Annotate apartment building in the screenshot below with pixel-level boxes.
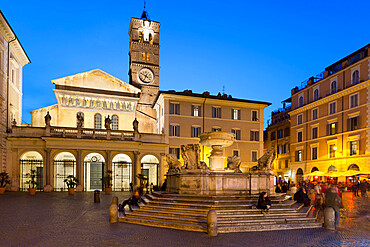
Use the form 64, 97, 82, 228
154, 90, 271, 171
289, 44, 370, 183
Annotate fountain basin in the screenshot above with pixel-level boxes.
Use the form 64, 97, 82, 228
199, 132, 235, 148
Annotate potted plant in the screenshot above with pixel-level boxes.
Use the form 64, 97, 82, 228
102, 170, 113, 194
64, 175, 79, 195
25, 169, 39, 195
0, 172, 11, 194
137, 173, 148, 189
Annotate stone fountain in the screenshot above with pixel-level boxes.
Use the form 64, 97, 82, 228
166, 132, 275, 195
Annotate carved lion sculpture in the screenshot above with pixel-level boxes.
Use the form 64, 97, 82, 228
227, 156, 242, 173
166, 154, 182, 173
257, 147, 276, 173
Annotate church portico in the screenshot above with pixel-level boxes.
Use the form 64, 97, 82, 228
7, 125, 167, 192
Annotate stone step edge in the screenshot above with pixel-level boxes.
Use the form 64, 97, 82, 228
153, 192, 288, 199
119, 216, 207, 233
218, 222, 323, 233
125, 212, 207, 224
147, 194, 292, 203
132, 208, 207, 218
218, 217, 316, 225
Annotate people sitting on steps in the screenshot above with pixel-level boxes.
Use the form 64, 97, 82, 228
119, 188, 143, 214
275, 184, 282, 193
294, 186, 311, 206
257, 192, 271, 215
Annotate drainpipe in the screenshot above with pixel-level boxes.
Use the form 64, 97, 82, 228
202, 98, 206, 161
6, 37, 16, 133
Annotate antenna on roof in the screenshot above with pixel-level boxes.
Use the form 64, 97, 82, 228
222, 85, 225, 95
141, 0, 150, 20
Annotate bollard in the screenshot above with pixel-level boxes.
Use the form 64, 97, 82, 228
109, 197, 118, 223
324, 207, 335, 230
94, 190, 100, 203
112, 196, 118, 205
207, 210, 217, 236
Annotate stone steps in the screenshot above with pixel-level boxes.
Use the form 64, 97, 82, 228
146, 194, 292, 205
119, 216, 207, 233
118, 192, 320, 234
152, 191, 287, 200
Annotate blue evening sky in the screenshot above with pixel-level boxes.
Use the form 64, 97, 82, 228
2, 0, 369, 127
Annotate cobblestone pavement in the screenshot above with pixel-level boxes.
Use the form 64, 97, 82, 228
0, 191, 369, 247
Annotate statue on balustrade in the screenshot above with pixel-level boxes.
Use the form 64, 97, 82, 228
44, 111, 51, 126
133, 118, 139, 132
104, 115, 112, 130
257, 147, 276, 173
227, 156, 242, 173
77, 112, 84, 128
180, 144, 208, 170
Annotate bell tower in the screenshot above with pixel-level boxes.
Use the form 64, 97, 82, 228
128, 7, 160, 118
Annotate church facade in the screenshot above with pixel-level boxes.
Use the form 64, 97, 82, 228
5, 11, 269, 192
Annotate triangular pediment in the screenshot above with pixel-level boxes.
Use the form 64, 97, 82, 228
51, 69, 140, 94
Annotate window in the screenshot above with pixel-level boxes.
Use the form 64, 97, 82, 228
348, 116, 360, 131
252, 110, 258, 121
191, 126, 201, 137
352, 70, 359, 84
329, 145, 336, 158
329, 102, 336, 115
350, 94, 358, 108
297, 131, 303, 142
312, 127, 318, 139
298, 96, 304, 107
277, 145, 282, 154
112, 115, 119, 130
233, 150, 239, 157
232, 129, 241, 140
76, 112, 84, 128
94, 113, 102, 129
232, 109, 241, 120
250, 131, 259, 141
297, 114, 303, 125
212, 107, 221, 118
283, 144, 289, 153
312, 147, 318, 160
270, 132, 276, 141
252, 151, 258, 162
192, 105, 201, 117
327, 122, 337, 135
285, 160, 288, 168
147, 53, 150, 61
284, 128, 290, 137
212, 127, 222, 132
170, 103, 180, 115
169, 124, 180, 136
313, 88, 319, 101
295, 150, 302, 162
350, 141, 357, 156
312, 108, 318, 120
278, 129, 283, 139
331, 81, 337, 94
142, 53, 145, 60
169, 148, 180, 159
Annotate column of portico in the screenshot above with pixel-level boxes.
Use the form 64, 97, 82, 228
106, 151, 111, 172
133, 151, 140, 186
76, 150, 83, 189
159, 153, 166, 186
45, 149, 51, 186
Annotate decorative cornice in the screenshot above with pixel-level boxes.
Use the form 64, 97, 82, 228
290, 80, 370, 115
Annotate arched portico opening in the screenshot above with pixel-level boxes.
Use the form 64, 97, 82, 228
296, 168, 303, 183
112, 154, 132, 191
54, 152, 76, 191
311, 167, 319, 172
327, 165, 338, 184
20, 151, 44, 191
141, 155, 159, 187
84, 153, 105, 191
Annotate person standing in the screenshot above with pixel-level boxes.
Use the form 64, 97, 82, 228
325, 187, 342, 228
314, 182, 323, 209
353, 181, 360, 197
359, 179, 368, 197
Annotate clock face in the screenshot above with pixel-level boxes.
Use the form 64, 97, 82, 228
138, 68, 154, 83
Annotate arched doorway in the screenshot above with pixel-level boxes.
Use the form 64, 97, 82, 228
311, 167, 319, 172
348, 164, 359, 171
112, 154, 132, 191
347, 164, 360, 184
141, 155, 159, 186
20, 151, 43, 191
84, 153, 105, 191
54, 152, 76, 191
327, 165, 337, 184
296, 168, 303, 183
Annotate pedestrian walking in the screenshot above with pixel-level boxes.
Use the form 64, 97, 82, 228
129, 182, 133, 192
353, 181, 360, 197
150, 182, 154, 194
325, 187, 342, 228
359, 179, 368, 197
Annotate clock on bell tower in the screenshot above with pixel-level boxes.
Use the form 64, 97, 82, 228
128, 10, 160, 109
